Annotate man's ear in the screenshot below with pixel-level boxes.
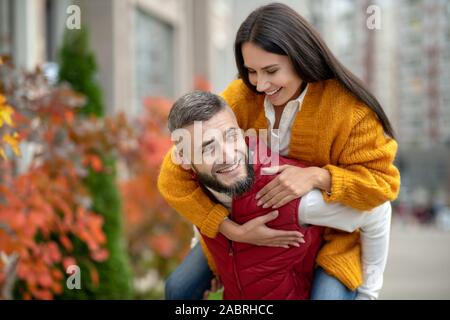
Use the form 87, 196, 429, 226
172, 147, 191, 171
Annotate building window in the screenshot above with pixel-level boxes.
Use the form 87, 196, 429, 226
135, 8, 174, 112
0, 0, 14, 59
45, 0, 57, 62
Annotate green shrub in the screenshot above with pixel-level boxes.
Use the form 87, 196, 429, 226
57, 28, 133, 299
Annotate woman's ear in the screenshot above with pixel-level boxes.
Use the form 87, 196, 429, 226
172, 147, 191, 170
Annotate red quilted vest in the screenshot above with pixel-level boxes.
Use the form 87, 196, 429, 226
201, 141, 324, 300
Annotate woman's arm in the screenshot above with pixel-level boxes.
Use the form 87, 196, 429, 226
158, 147, 303, 246
256, 105, 400, 212
322, 106, 400, 211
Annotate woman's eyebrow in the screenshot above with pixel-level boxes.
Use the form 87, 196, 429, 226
244, 64, 279, 70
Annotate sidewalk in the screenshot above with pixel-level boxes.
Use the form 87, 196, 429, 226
380, 221, 450, 299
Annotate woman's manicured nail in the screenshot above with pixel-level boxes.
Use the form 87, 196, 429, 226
257, 201, 262, 206
300, 239, 306, 243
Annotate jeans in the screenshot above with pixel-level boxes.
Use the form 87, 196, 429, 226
164, 243, 356, 300
165, 243, 214, 300
310, 267, 357, 300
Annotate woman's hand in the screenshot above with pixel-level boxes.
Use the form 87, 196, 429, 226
219, 211, 304, 248
256, 165, 331, 209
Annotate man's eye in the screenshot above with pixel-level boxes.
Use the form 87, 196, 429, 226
226, 132, 238, 141
203, 144, 214, 154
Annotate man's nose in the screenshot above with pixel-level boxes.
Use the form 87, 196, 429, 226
222, 144, 238, 164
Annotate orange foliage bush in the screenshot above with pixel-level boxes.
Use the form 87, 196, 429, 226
120, 96, 192, 292
0, 64, 132, 299
1, 57, 210, 299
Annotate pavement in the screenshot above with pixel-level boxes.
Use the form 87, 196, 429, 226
380, 221, 450, 299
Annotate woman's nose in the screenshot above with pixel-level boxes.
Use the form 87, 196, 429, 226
256, 76, 270, 92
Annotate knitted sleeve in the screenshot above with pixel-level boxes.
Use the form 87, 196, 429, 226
322, 105, 401, 211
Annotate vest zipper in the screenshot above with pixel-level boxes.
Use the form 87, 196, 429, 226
229, 206, 243, 297
228, 239, 243, 298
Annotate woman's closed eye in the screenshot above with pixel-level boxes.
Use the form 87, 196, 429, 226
266, 69, 278, 75
247, 69, 278, 75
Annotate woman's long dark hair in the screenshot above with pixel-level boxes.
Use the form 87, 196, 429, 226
234, 2, 395, 138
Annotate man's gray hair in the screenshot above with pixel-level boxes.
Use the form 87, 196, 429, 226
168, 91, 228, 132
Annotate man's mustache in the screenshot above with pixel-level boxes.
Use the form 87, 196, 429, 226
212, 152, 247, 174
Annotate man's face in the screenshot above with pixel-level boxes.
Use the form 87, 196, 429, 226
178, 108, 254, 197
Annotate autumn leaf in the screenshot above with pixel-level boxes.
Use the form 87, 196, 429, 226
89, 155, 103, 172
0, 147, 6, 160
83, 154, 103, 172
59, 234, 73, 251
149, 233, 176, 258
64, 110, 75, 124
51, 280, 63, 294
0, 102, 14, 127
91, 248, 108, 262
89, 267, 100, 286
2, 132, 21, 157
51, 268, 64, 281
62, 257, 77, 271
37, 271, 53, 288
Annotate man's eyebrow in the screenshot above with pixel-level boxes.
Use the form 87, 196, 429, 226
202, 138, 215, 149
225, 127, 238, 135
244, 64, 279, 70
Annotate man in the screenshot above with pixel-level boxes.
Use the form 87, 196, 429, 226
161, 91, 391, 300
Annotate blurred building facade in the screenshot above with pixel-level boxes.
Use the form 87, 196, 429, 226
0, 0, 216, 117
392, 0, 450, 208
394, 0, 450, 149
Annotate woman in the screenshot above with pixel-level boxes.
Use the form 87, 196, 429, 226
159, 3, 400, 300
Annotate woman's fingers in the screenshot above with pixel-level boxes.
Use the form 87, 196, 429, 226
258, 184, 286, 207
270, 229, 304, 239
210, 278, 218, 292
217, 278, 223, 289
253, 210, 279, 225
272, 194, 297, 209
263, 233, 305, 247
262, 190, 291, 208
256, 176, 282, 201
257, 166, 291, 200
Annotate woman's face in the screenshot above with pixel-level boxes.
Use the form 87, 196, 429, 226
242, 42, 303, 107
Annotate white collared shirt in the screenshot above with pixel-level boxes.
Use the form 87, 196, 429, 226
263, 85, 308, 156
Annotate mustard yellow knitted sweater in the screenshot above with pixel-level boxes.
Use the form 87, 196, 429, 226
158, 78, 401, 290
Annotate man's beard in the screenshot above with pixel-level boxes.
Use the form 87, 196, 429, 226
194, 160, 255, 197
